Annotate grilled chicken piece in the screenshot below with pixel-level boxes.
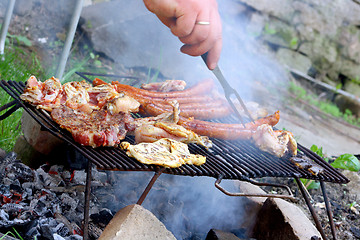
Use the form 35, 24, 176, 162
135, 122, 212, 149
20, 76, 63, 111
20, 76, 140, 114
252, 124, 297, 158
133, 100, 212, 148
120, 138, 206, 168
140, 80, 186, 92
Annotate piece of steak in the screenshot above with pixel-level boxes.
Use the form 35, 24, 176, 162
51, 105, 135, 148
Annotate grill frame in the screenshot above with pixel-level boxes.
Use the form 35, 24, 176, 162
0, 79, 349, 184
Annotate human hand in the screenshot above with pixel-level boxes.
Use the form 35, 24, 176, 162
143, 0, 222, 70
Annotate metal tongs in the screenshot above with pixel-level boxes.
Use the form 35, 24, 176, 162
201, 53, 254, 126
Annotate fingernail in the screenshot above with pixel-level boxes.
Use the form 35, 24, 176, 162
208, 62, 216, 70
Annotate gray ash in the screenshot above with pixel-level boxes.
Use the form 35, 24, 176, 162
0, 152, 112, 240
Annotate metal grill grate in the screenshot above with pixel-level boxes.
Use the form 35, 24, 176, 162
0, 79, 349, 184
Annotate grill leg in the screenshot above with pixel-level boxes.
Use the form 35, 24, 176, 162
295, 177, 327, 240
55, 0, 84, 80
83, 161, 92, 240
136, 170, 162, 205
320, 181, 337, 240
0, 0, 16, 57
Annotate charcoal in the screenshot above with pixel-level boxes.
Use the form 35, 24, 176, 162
40, 224, 55, 240
90, 208, 113, 227
26, 226, 41, 239
0, 209, 9, 222
32, 200, 47, 216
24, 220, 40, 238
37, 168, 64, 187
88, 222, 102, 239
65, 234, 83, 240
2, 203, 24, 216
71, 170, 86, 185
19, 211, 33, 221
3, 152, 17, 163
54, 222, 70, 236
10, 183, 22, 194
61, 170, 72, 183
5, 161, 35, 183
91, 170, 108, 185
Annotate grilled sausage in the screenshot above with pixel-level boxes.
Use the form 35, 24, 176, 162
140, 100, 231, 120
93, 78, 219, 104
142, 102, 280, 140
110, 78, 215, 98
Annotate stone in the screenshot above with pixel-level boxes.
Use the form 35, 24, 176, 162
13, 135, 46, 168
21, 112, 63, 155
0, 148, 6, 160
14, 0, 34, 16
99, 204, 176, 240
342, 170, 360, 200
261, 19, 298, 49
344, 81, 360, 98
234, 181, 322, 240
252, 198, 321, 240
239, 0, 294, 22
334, 94, 360, 118
205, 229, 241, 240
276, 48, 312, 74
235, 181, 267, 233
80, 0, 202, 80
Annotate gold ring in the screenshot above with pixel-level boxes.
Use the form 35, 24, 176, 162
196, 21, 210, 25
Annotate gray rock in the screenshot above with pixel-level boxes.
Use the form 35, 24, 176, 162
334, 94, 360, 118
276, 48, 312, 74
80, 0, 204, 81
344, 81, 360, 98
252, 198, 321, 240
239, 0, 294, 22
99, 204, 176, 240
14, 0, 34, 16
0, 148, 6, 160
342, 170, 360, 200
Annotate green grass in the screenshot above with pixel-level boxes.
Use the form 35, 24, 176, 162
0, 45, 45, 152
0, 38, 115, 152
288, 81, 360, 127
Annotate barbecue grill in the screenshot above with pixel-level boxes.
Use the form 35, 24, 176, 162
0, 74, 349, 240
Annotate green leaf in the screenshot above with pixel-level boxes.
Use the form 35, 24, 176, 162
94, 59, 102, 67
335, 83, 342, 90
14, 35, 32, 47
300, 178, 320, 190
264, 23, 277, 35
331, 154, 360, 172
310, 144, 324, 157
290, 37, 298, 48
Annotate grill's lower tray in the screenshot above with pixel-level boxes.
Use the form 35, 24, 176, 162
0, 79, 349, 184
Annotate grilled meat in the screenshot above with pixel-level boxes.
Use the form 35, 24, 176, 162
51, 105, 135, 148
141, 80, 186, 92
120, 138, 206, 168
252, 124, 297, 158
20, 76, 63, 111
133, 101, 212, 148
20, 76, 140, 114
290, 156, 324, 176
